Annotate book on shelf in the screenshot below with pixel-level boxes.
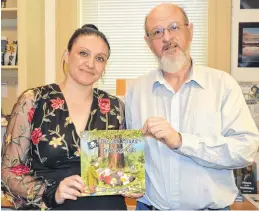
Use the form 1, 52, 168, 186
1, 36, 18, 66
1, 36, 7, 65
234, 162, 257, 202
80, 129, 145, 196
236, 163, 257, 194
1, 0, 7, 8
235, 192, 244, 202
4, 40, 18, 66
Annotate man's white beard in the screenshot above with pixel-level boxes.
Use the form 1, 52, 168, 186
159, 50, 187, 74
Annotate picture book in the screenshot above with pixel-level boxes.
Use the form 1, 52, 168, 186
80, 129, 145, 196
234, 163, 257, 194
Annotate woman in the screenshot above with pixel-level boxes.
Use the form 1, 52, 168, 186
1, 24, 127, 210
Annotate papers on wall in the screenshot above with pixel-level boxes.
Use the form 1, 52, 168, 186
239, 82, 259, 130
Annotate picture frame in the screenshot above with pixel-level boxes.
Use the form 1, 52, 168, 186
240, 0, 259, 9
238, 22, 259, 68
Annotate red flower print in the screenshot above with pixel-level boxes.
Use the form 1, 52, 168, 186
31, 128, 43, 145
50, 97, 64, 109
98, 98, 110, 114
27, 108, 35, 123
10, 164, 30, 176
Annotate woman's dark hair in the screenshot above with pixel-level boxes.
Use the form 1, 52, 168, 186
67, 24, 110, 57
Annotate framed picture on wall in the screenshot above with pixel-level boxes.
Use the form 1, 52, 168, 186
238, 22, 259, 68
240, 0, 259, 9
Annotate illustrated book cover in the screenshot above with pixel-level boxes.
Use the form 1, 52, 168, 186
80, 130, 145, 196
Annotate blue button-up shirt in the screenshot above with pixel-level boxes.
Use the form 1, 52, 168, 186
125, 64, 259, 210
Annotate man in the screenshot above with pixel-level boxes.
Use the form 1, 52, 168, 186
125, 3, 259, 210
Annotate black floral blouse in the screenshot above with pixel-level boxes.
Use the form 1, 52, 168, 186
1, 84, 126, 210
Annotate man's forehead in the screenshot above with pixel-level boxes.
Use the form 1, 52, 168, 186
146, 6, 183, 28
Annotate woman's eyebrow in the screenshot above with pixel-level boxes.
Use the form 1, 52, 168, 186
98, 53, 108, 58
79, 47, 108, 58
79, 47, 90, 51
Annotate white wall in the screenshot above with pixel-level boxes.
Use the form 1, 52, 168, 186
231, 0, 259, 80
45, 0, 56, 84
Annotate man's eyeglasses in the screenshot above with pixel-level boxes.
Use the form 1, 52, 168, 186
147, 22, 189, 40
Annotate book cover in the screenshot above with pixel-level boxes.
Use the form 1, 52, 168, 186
239, 163, 257, 194
234, 162, 257, 199
80, 130, 145, 196
1, 36, 7, 65
4, 41, 17, 66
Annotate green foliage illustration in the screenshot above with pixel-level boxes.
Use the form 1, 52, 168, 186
80, 130, 145, 196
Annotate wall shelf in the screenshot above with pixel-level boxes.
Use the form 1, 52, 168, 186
1, 8, 17, 19
1, 66, 18, 70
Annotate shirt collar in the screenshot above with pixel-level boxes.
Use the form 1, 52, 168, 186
189, 64, 207, 89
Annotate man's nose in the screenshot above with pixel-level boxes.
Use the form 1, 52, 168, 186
162, 29, 172, 42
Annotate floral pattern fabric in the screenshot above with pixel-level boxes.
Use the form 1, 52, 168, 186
1, 84, 126, 210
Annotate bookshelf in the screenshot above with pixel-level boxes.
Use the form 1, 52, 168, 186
1, 0, 18, 115
1, 8, 17, 19
1, 0, 46, 120
1, 0, 46, 117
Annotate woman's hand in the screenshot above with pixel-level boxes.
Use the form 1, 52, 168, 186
55, 175, 85, 204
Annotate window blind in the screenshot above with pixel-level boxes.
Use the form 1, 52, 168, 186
80, 0, 208, 94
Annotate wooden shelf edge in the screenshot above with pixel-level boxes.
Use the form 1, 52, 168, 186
1, 66, 18, 70
1, 8, 17, 11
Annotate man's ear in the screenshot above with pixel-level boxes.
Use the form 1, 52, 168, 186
187, 23, 193, 44
144, 36, 151, 49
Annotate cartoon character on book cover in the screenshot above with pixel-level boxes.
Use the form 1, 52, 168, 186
80, 130, 145, 196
